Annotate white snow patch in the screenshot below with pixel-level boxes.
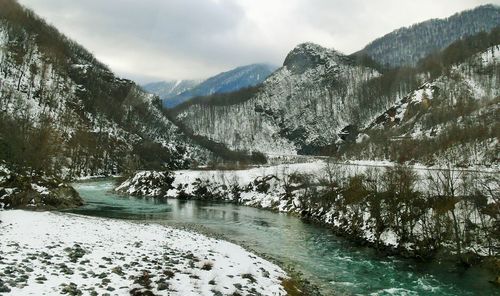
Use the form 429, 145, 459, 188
0, 210, 287, 295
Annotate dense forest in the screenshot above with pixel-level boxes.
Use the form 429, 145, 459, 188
0, 0, 208, 178
167, 85, 262, 115
359, 4, 500, 68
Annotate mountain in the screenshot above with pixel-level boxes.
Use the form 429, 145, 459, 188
172, 43, 386, 155
163, 63, 278, 108
172, 25, 500, 167
357, 4, 500, 68
344, 28, 500, 166
142, 80, 199, 102
0, 0, 211, 178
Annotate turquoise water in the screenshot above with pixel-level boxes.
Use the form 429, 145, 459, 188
69, 180, 498, 296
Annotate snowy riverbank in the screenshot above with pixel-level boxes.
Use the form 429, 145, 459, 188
116, 161, 499, 266
0, 210, 288, 295
0, 163, 83, 210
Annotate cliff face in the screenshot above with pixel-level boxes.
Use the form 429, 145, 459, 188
177, 43, 383, 155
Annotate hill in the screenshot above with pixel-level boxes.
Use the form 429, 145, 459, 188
357, 4, 500, 68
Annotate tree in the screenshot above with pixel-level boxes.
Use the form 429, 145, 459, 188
382, 165, 420, 242
427, 167, 470, 264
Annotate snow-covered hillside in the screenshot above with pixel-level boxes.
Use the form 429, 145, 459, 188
352, 45, 500, 166
174, 31, 500, 168
0, 1, 210, 179
164, 63, 277, 108
177, 43, 382, 155
358, 4, 500, 68
142, 79, 200, 104
371, 45, 500, 129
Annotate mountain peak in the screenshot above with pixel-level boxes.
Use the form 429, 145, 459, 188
290, 42, 341, 55
283, 43, 344, 74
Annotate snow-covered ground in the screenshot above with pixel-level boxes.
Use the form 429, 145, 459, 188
0, 210, 287, 295
116, 160, 499, 258
117, 160, 499, 203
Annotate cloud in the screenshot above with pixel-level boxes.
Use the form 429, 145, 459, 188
17, 0, 498, 83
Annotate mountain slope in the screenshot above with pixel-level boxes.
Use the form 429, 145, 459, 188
344, 30, 500, 166
358, 4, 500, 68
174, 26, 500, 166
174, 43, 389, 155
0, 0, 210, 178
142, 80, 199, 102
164, 63, 277, 108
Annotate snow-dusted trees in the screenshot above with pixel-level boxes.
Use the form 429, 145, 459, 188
0, 0, 204, 178
360, 4, 500, 68
309, 164, 499, 259
427, 168, 500, 262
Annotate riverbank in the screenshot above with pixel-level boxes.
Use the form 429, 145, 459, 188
0, 163, 83, 210
0, 210, 288, 295
115, 161, 500, 286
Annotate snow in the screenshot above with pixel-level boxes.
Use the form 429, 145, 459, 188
0, 210, 287, 295
479, 45, 500, 66
177, 42, 380, 155
116, 159, 498, 258
31, 184, 49, 195
119, 160, 498, 206
174, 161, 325, 189
173, 79, 182, 89
0, 163, 11, 184
410, 83, 433, 104
379, 230, 399, 247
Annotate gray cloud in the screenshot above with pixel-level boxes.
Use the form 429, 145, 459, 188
18, 0, 499, 83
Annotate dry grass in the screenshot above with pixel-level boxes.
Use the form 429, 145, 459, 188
281, 277, 304, 296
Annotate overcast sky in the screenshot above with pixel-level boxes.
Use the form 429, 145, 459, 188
18, 0, 499, 83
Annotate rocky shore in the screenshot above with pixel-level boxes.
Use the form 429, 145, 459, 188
0, 163, 83, 210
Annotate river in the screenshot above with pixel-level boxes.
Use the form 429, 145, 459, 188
68, 180, 498, 296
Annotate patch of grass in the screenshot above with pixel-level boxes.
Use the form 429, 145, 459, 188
111, 266, 124, 276
282, 277, 304, 296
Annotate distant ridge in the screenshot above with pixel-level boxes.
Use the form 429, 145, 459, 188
159, 63, 277, 108
142, 80, 200, 102
357, 4, 500, 68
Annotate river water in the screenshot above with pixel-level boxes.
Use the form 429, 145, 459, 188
69, 180, 497, 296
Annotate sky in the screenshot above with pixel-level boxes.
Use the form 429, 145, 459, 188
18, 0, 499, 84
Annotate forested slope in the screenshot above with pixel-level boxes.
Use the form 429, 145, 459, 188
358, 4, 500, 68
0, 0, 210, 179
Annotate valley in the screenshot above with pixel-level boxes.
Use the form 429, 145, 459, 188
0, 0, 499, 295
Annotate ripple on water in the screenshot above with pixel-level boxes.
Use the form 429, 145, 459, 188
369, 287, 419, 296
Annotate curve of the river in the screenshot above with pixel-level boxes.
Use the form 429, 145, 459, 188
69, 180, 498, 296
